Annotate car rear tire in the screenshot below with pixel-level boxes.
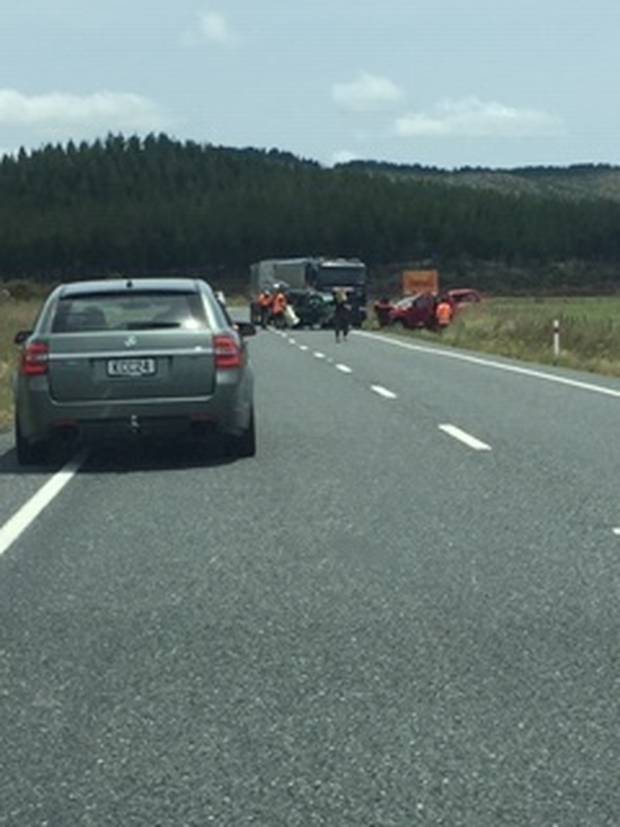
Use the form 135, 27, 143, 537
231, 408, 256, 458
15, 416, 48, 466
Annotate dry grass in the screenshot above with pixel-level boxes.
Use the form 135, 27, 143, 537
0, 292, 46, 430
371, 296, 620, 378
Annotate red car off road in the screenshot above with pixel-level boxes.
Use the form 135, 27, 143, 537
388, 289, 481, 329
388, 293, 440, 329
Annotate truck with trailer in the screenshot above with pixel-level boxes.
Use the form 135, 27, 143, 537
250, 257, 368, 327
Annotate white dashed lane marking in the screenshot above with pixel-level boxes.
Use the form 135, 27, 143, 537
438, 424, 492, 452
336, 364, 353, 374
355, 331, 620, 400
314, 352, 326, 360
370, 385, 398, 400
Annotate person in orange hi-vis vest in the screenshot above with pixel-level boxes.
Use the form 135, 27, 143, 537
435, 297, 453, 331
258, 290, 273, 329
271, 290, 288, 329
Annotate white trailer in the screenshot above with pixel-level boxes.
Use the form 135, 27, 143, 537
250, 258, 311, 294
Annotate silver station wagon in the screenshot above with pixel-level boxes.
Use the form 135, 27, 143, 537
13, 278, 256, 464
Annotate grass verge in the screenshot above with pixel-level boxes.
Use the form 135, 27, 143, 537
369, 296, 620, 379
0, 294, 45, 431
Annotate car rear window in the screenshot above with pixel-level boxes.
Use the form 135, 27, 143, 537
52, 291, 208, 333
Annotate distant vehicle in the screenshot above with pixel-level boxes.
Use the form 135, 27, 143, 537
13, 278, 256, 464
384, 288, 480, 329
389, 293, 439, 329
250, 257, 367, 326
250, 259, 308, 294
285, 289, 335, 329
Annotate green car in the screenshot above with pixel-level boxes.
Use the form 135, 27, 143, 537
288, 289, 336, 328
13, 278, 256, 464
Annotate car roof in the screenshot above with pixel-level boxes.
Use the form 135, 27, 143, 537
59, 278, 204, 298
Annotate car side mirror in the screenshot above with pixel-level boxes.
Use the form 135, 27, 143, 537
235, 322, 256, 338
14, 330, 32, 345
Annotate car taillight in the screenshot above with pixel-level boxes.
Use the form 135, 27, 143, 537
21, 342, 49, 376
214, 334, 243, 370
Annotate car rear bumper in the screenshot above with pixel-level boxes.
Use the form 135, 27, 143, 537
16, 373, 252, 443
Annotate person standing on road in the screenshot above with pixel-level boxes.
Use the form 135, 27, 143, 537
258, 290, 273, 329
333, 289, 351, 343
271, 289, 288, 329
435, 296, 453, 332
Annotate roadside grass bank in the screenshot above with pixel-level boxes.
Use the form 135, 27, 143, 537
0, 294, 44, 431
370, 296, 620, 379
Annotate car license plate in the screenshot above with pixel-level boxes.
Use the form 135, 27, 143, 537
107, 358, 156, 377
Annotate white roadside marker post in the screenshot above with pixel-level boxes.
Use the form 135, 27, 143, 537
553, 319, 560, 360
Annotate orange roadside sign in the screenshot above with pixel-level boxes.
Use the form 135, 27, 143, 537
402, 269, 439, 295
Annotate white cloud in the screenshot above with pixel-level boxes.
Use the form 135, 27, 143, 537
395, 97, 563, 138
0, 89, 164, 132
181, 9, 238, 47
332, 72, 404, 113
199, 10, 236, 44
331, 150, 359, 166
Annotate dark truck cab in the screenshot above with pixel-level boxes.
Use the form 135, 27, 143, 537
306, 258, 367, 327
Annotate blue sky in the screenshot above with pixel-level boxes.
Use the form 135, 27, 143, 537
1, 0, 618, 168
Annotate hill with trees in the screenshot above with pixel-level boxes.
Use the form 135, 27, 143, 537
340, 160, 620, 203
1, 135, 619, 292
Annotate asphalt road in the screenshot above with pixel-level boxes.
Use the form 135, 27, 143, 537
1, 328, 619, 826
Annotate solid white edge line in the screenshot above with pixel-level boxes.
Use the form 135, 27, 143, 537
336, 364, 353, 374
354, 331, 620, 399
314, 352, 326, 359
439, 424, 492, 451
371, 385, 398, 400
0, 451, 86, 557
